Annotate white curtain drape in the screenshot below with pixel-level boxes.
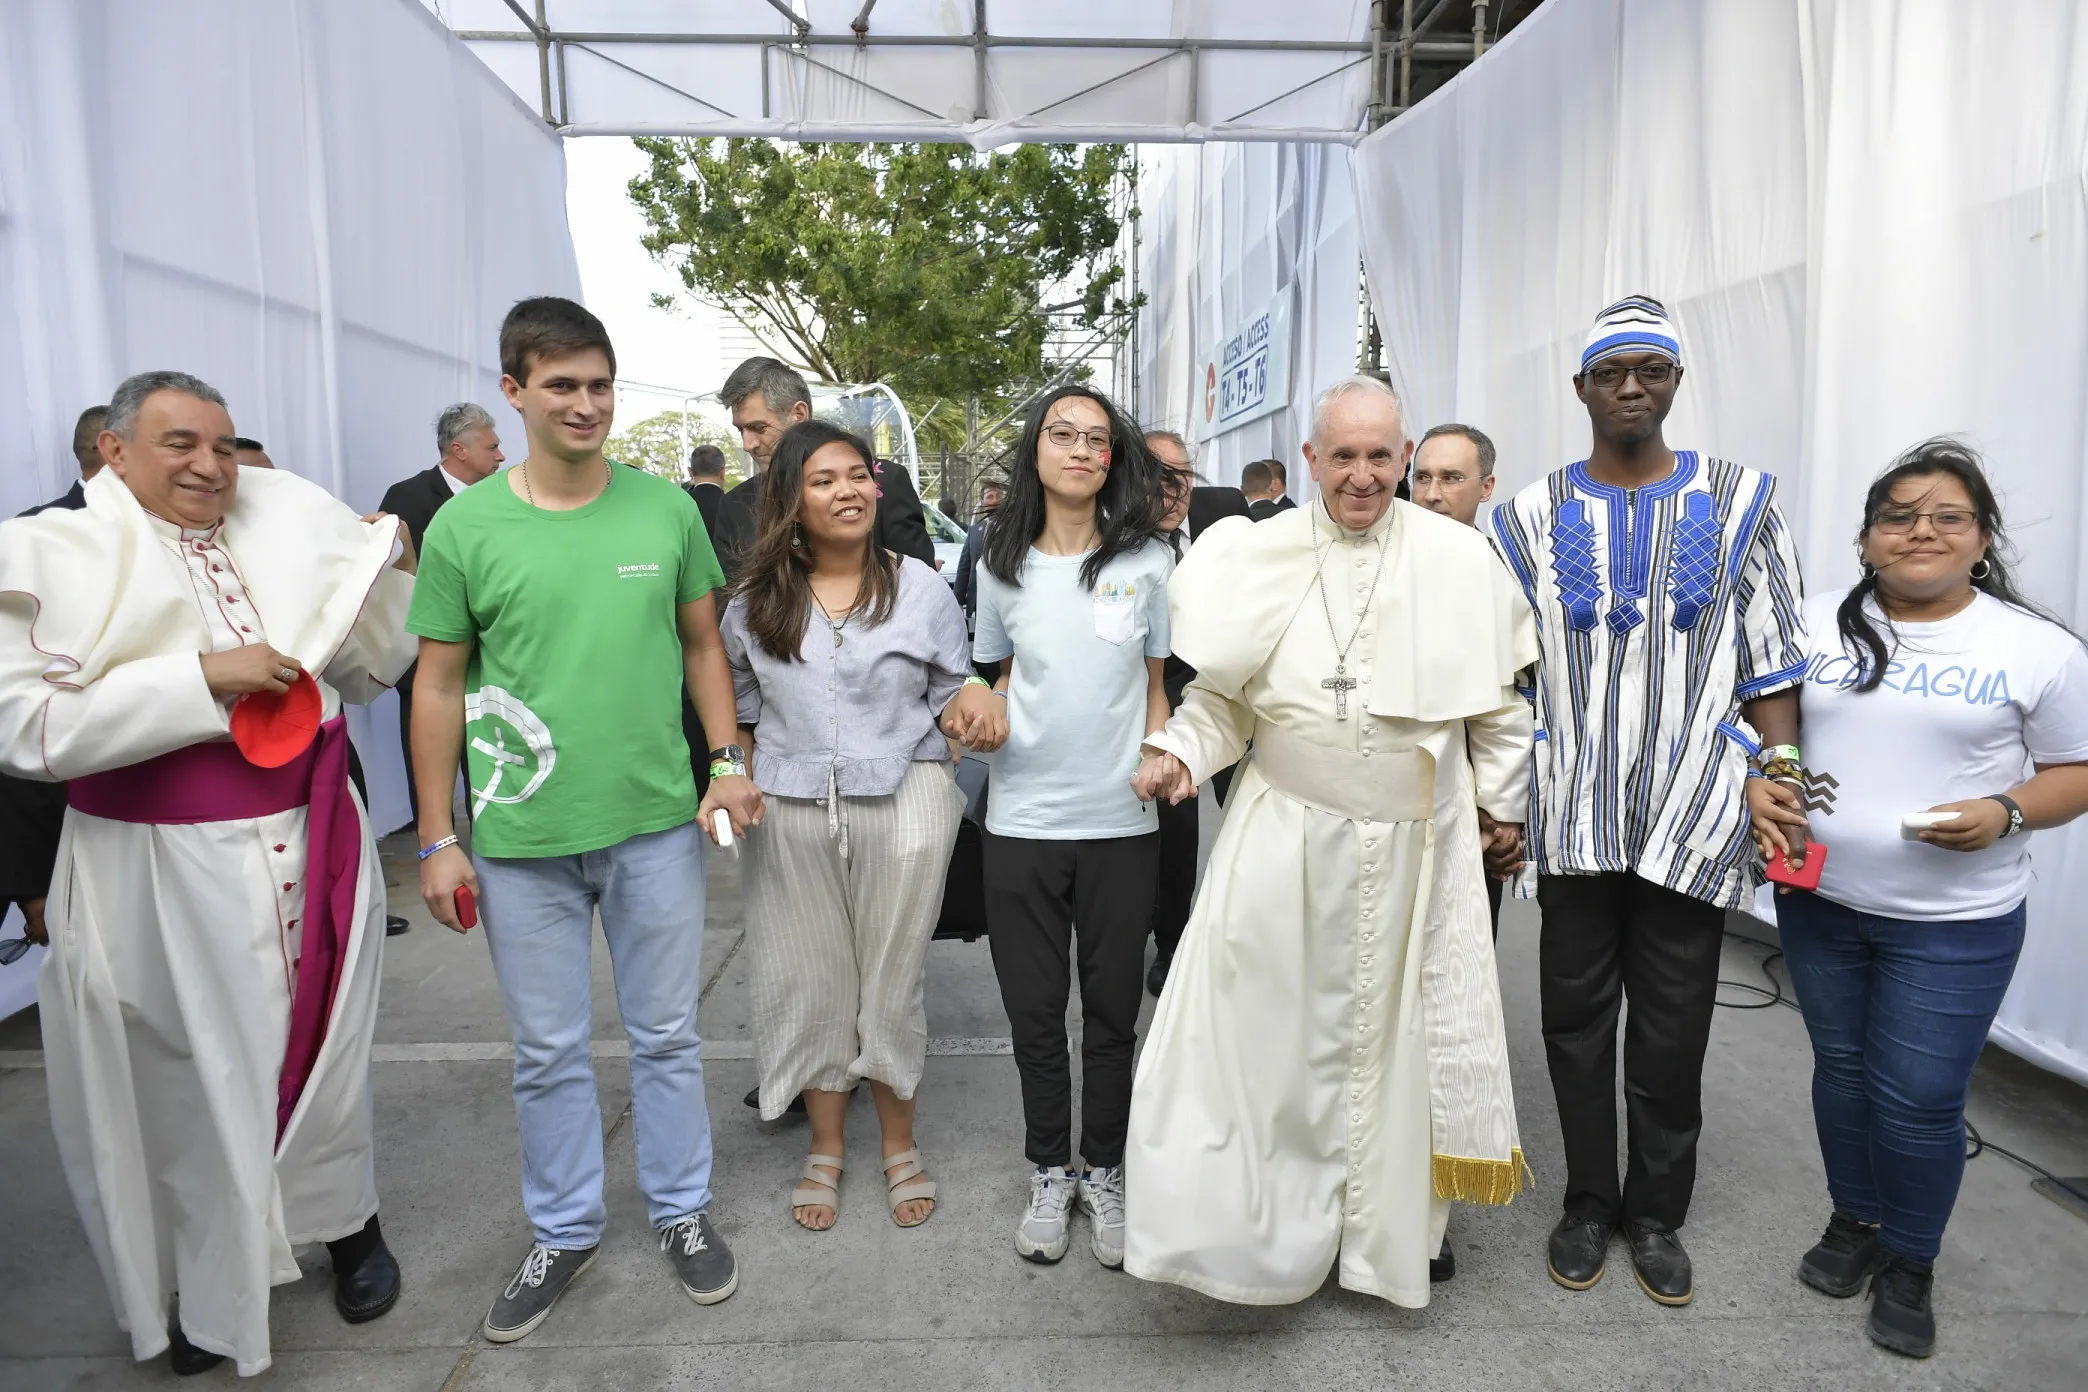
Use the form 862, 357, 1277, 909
1352, 0, 2088, 1082
1134, 141, 1359, 495
0, 0, 582, 1015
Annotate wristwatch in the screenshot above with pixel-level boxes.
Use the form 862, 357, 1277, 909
1987, 793, 2025, 838
708, 743, 748, 777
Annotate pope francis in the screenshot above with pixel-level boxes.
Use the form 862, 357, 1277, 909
0, 372, 417, 1376
1125, 375, 1536, 1307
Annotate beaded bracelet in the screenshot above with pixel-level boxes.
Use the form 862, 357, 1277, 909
418, 834, 459, 861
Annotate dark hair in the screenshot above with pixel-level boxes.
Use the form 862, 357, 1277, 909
688, 444, 727, 479
233, 437, 266, 452
719, 356, 811, 416
1268, 459, 1287, 486
500, 296, 616, 385
1837, 437, 2072, 692
984, 386, 1167, 591
1417, 423, 1496, 478
1240, 459, 1275, 494
734, 419, 897, 660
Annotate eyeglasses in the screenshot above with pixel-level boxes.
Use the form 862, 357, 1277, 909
1583, 361, 1676, 388
1872, 508, 1978, 535
0, 937, 32, 966
1042, 423, 1112, 453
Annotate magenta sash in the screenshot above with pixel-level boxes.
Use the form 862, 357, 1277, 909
68, 718, 362, 1143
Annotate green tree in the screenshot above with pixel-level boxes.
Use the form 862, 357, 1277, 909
628, 140, 1133, 412
606, 410, 741, 482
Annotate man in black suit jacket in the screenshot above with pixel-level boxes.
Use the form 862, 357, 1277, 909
21, 405, 108, 517
378, 403, 504, 816
683, 443, 727, 540
712, 357, 934, 580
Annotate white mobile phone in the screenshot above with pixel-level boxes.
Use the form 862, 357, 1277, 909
712, 807, 736, 851
1901, 811, 1962, 839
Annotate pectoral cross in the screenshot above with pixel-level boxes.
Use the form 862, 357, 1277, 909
1322, 664, 1357, 720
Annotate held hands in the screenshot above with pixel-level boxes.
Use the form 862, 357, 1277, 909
1914, 798, 2009, 852
420, 843, 479, 935
939, 684, 1009, 752
1747, 777, 1813, 879
200, 644, 305, 698
1131, 746, 1197, 805
1477, 811, 1526, 879
699, 774, 765, 845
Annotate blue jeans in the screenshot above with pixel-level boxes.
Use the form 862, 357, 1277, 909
1776, 889, 2025, 1263
474, 822, 712, 1248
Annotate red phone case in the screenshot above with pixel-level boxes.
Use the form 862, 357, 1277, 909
1764, 841, 1827, 891
455, 885, 478, 929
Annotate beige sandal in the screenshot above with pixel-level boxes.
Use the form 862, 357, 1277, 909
792, 1154, 843, 1230
883, 1148, 938, 1228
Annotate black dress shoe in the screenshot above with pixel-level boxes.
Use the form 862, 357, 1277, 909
1867, 1252, 1936, 1358
1624, 1219, 1694, 1306
167, 1320, 226, 1377
1799, 1210, 1881, 1298
1429, 1236, 1455, 1284
1546, 1214, 1611, 1290
332, 1231, 402, 1324
1145, 952, 1172, 998
386, 914, 410, 937
743, 1086, 807, 1114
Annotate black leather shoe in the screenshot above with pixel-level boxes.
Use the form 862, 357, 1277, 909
386, 914, 410, 936
1429, 1236, 1455, 1284
1867, 1252, 1936, 1358
168, 1320, 226, 1377
1546, 1214, 1611, 1290
1624, 1219, 1694, 1306
743, 1087, 807, 1114
1146, 952, 1172, 998
333, 1232, 402, 1323
1799, 1210, 1880, 1298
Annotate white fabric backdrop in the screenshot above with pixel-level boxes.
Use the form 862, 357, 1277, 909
1134, 141, 1359, 493
1353, 0, 2088, 1083
0, 0, 582, 1015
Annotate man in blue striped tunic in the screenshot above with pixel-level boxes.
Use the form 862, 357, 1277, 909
1491, 296, 1806, 1308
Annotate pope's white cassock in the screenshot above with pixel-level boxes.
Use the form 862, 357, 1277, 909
0, 468, 415, 1375
1124, 497, 1538, 1307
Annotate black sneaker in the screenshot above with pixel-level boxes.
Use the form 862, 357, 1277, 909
1546, 1214, 1611, 1290
1867, 1252, 1936, 1358
483, 1243, 598, 1344
1624, 1219, 1694, 1306
660, 1212, 738, 1305
1799, 1211, 1881, 1298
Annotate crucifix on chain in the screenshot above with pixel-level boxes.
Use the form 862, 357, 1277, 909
1322, 664, 1358, 720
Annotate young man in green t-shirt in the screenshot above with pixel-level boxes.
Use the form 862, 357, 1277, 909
408, 297, 764, 1344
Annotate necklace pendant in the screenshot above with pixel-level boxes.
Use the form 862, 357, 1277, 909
833, 627, 844, 648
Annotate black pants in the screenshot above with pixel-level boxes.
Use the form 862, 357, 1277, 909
395, 663, 419, 821
984, 831, 1158, 1169
1538, 872, 1725, 1230
1486, 873, 1503, 940
1151, 764, 1234, 962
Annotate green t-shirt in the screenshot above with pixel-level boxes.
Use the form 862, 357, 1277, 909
407, 465, 725, 857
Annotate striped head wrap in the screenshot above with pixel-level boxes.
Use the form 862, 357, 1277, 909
1581, 295, 1683, 373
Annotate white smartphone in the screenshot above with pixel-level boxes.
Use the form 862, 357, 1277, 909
1901, 811, 1962, 840
712, 807, 737, 851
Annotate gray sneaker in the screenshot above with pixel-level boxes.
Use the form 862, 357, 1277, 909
1079, 1165, 1127, 1269
483, 1243, 597, 1343
659, 1212, 738, 1305
1016, 1165, 1078, 1263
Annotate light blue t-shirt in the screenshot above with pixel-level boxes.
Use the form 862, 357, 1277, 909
973, 539, 1173, 839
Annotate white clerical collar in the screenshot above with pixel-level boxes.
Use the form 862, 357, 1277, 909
1314, 496, 1396, 545
142, 511, 224, 545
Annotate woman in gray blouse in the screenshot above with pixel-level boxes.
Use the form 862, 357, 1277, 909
709, 420, 1006, 1232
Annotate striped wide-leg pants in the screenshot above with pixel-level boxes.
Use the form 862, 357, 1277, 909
742, 760, 964, 1119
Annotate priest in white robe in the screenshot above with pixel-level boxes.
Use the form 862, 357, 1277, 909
1125, 375, 1537, 1307
0, 372, 417, 1377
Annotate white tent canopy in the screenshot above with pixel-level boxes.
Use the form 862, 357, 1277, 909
429, 0, 1388, 147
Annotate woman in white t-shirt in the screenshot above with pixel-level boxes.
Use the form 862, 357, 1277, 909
972, 385, 1173, 1273
1749, 439, 2088, 1361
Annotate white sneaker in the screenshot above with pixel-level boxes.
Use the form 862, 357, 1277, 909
1079, 1165, 1127, 1268
1016, 1165, 1078, 1263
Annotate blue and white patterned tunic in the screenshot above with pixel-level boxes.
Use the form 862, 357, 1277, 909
1490, 452, 1807, 909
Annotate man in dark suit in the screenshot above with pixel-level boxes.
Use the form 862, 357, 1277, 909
712, 357, 933, 579
954, 480, 1004, 681
1241, 457, 1290, 521
683, 443, 727, 539
1143, 430, 1251, 997
378, 403, 504, 817
22, 405, 108, 517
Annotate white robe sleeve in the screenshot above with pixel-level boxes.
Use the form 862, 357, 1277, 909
0, 649, 230, 781
319, 569, 417, 706
1464, 696, 1533, 824
1146, 679, 1254, 789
